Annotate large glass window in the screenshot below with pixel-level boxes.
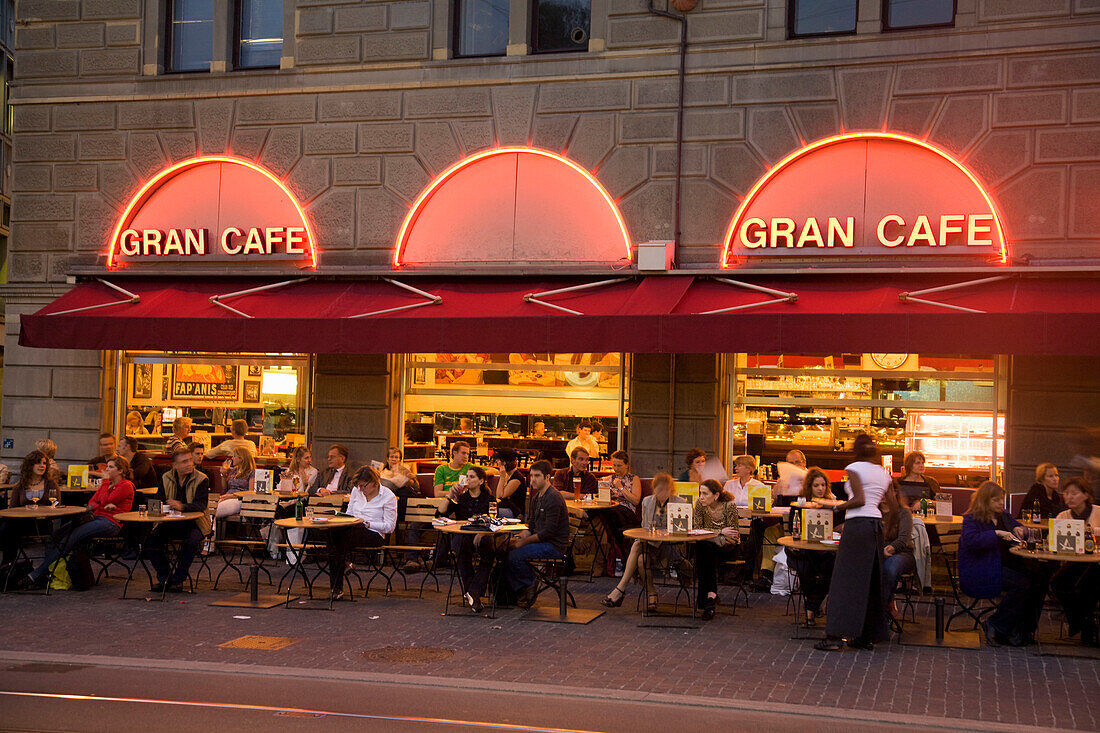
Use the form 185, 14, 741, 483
118, 352, 310, 457
454, 0, 509, 57
726, 353, 1004, 484
789, 0, 858, 37
532, 0, 590, 53
236, 0, 283, 69
401, 353, 627, 467
883, 0, 955, 30
166, 0, 214, 73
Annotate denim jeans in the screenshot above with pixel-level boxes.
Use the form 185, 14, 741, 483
882, 551, 916, 602
504, 541, 563, 590
32, 516, 119, 582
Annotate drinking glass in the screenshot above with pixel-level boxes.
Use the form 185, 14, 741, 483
305, 506, 315, 521
27, 489, 43, 509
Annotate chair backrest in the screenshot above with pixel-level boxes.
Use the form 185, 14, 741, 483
405, 497, 445, 521
311, 493, 345, 509
240, 493, 278, 519
736, 506, 754, 535
416, 473, 436, 497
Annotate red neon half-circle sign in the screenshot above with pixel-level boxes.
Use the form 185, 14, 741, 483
394, 146, 632, 268
720, 132, 1009, 267
106, 156, 317, 269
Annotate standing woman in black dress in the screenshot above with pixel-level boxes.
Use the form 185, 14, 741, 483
815, 434, 896, 651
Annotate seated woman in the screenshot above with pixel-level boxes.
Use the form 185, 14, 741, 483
881, 482, 916, 629
691, 479, 740, 620
268, 446, 317, 560
491, 448, 528, 520
437, 466, 493, 611
326, 466, 398, 600
677, 448, 706, 483
124, 410, 149, 436
1016, 462, 1066, 519
959, 481, 1038, 647
1, 451, 61, 578
215, 446, 255, 520
1050, 478, 1100, 647
380, 446, 416, 496
723, 455, 771, 589
602, 472, 689, 611
26, 455, 135, 589
786, 467, 836, 626
894, 451, 940, 504
601, 450, 641, 561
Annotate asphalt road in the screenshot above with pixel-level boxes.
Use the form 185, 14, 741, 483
0, 656, 1020, 733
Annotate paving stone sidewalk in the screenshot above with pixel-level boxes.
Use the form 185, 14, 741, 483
0, 563, 1096, 731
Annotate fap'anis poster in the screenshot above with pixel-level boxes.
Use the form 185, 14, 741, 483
172, 364, 239, 401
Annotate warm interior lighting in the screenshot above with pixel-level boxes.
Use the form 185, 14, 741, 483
719, 132, 1010, 267
261, 370, 298, 395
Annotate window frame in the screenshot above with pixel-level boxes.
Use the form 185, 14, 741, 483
881, 0, 956, 32
164, 0, 215, 74
233, 0, 282, 70
529, 0, 591, 55
451, 0, 509, 59
786, 0, 859, 40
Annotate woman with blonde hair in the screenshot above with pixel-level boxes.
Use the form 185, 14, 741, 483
602, 472, 689, 612
959, 481, 1037, 646
124, 410, 149, 436
1016, 462, 1066, 520
215, 446, 255, 519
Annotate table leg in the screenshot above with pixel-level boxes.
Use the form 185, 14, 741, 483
121, 525, 154, 600
586, 511, 611, 582
283, 527, 312, 607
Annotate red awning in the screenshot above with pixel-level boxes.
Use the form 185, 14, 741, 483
18, 273, 1100, 355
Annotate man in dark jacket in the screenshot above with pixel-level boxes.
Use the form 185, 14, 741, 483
147, 447, 210, 593
505, 460, 569, 607
118, 436, 157, 489
310, 444, 355, 495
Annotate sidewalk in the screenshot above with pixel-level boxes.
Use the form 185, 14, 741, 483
0, 567, 1095, 731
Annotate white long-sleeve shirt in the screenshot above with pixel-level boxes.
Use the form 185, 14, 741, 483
345, 485, 398, 536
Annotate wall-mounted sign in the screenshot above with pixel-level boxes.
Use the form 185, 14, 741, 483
721, 133, 1008, 267
172, 364, 238, 401
107, 156, 317, 269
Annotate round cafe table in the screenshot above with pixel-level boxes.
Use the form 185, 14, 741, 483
114, 510, 204, 600
622, 527, 717, 622
0, 505, 87, 594
566, 499, 618, 582
274, 515, 362, 609
778, 535, 839, 552
778, 534, 838, 639
436, 520, 528, 617
921, 514, 963, 527
1010, 545, 1100, 564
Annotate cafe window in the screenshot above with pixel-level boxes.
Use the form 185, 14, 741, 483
401, 353, 628, 467
235, 0, 283, 69
725, 353, 1005, 484
788, 0, 858, 38
117, 352, 311, 457
531, 0, 590, 53
166, 0, 214, 73
454, 0, 509, 58
883, 0, 954, 30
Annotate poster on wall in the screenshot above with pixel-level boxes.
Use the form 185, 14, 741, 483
132, 364, 153, 399
172, 365, 239, 401
243, 380, 261, 403
247, 365, 262, 377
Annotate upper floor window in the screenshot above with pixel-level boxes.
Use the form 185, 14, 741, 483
166, 0, 214, 73
236, 0, 283, 69
883, 0, 954, 30
454, 0, 509, 57
788, 0, 857, 38
532, 0, 590, 53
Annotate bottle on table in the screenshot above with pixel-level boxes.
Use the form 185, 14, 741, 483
791, 509, 801, 539
919, 497, 928, 518
1086, 527, 1095, 555
294, 495, 305, 521
1031, 502, 1041, 525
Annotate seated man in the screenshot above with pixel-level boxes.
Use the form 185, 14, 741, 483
565, 422, 600, 463
204, 419, 258, 459
402, 441, 471, 574
147, 446, 210, 593
165, 416, 193, 454
505, 460, 569, 608
87, 432, 118, 481
310, 444, 354, 495
552, 447, 598, 496
118, 436, 158, 490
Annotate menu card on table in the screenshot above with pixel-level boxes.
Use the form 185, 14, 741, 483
1050, 518, 1085, 555
750, 484, 772, 513
934, 493, 953, 517
597, 481, 612, 504
67, 465, 88, 489
254, 469, 274, 494
667, 503, 692, 534
802, 508, 833, 542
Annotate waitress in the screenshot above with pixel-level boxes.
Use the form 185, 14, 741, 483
815, 435, 896, 652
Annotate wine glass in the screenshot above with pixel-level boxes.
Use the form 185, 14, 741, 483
27, 488, 43, 510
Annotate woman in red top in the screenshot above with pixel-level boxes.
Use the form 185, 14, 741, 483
26, 455, 135, 589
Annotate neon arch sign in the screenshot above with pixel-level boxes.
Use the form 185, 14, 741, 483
106, 156, 317, 269
720, 132, 1009, 267
394, 146, 632, 268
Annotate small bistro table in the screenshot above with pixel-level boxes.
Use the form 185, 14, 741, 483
565, 498, 618, 581
0, 504, 87, 593
114, 510, 204, 600
273, 515, 363, 610
437, 520, 528, 618
622, 527, 717, 627
778, 534, 838, 639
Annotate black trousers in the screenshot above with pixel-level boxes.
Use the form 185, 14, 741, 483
788, 550, 835, 613
1052, 564, 1099, 637
452, 533, 496, 598
147, 522, 203, 585
326, 525, 384, 591
987, 558, 1043, 644
601, 505, 640, 560
695, 540, 739, 607
740, 518, 766, 579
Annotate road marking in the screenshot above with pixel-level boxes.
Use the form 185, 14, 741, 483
0, 690, 602, 733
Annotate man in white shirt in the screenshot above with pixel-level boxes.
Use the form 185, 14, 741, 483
772, 449, 808, 506
204, 419, 258, 459
326, 465, 397, 600
565, 422, 600, 463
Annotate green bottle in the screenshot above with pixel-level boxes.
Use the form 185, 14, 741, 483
294, 495, 304, 521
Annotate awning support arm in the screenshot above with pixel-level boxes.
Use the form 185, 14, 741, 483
695, 277, 799, 315
348, 278, 442, 319
898, 275, 1013, 314
209, 278, 310, 319
523, 278, 631, 316
48, 278, 141, 316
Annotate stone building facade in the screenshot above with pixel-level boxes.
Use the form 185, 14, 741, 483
2, 0, 1099, 484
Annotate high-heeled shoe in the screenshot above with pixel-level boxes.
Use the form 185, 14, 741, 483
647, 594, 659, 612
601, 588, 625, 608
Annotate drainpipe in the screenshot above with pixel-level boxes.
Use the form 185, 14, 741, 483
647, 0, 688, 251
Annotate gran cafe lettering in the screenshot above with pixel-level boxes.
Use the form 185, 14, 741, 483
736, 213, 997, 250
116, 226, 310, 258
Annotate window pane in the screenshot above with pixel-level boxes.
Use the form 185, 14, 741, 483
533, 0, 590, 53
238, 0, 283, 68
886, 0, 954, 29
455, 0, 509, 57
168, 0, 214, 72
790, 0, 857, 36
